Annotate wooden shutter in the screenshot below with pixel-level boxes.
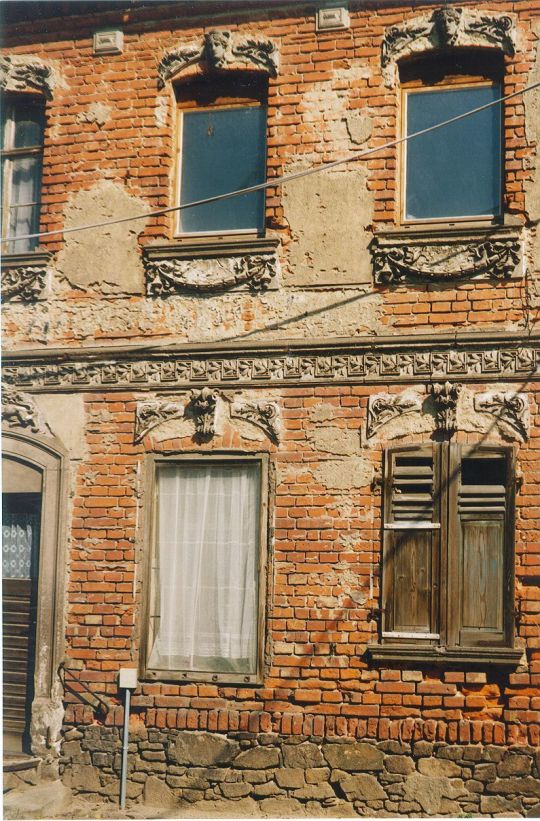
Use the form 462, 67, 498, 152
449, 446, 514, 648
382, 445, 440, 641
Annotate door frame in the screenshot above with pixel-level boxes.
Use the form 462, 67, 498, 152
2, 430, 68, 757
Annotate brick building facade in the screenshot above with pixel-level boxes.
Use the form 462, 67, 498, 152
1, 0, 540, 815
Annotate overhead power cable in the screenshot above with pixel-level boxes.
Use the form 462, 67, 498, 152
2, 79, 539, 246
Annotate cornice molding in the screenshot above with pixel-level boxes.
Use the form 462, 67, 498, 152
157, 30, 278, 88
3, 334, 539, 393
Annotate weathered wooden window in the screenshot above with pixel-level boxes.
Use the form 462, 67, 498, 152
380, 443, 516, 660
144, 454, 269, 683
1, 98, 45, 254
175, 78, 267, 236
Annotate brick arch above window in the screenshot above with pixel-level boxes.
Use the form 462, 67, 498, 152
381, 6, 516, 87
157, 30, 279, 89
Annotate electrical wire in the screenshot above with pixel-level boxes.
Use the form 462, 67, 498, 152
2, 79, 539, 246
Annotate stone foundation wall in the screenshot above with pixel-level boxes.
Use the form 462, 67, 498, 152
60, 727, 540, 816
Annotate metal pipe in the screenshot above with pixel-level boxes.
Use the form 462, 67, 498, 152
119, 687, 131, 809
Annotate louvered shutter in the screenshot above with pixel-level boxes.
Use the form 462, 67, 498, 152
382, 446, 440, 641
449, 446, 514, 648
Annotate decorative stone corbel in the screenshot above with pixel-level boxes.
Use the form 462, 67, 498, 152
371, 229, 521, 286
0, 56, 54, 97
189, 387, 219, 439
1, 255, 49, 302
230, 400, 280, 444
474, 391, 529, 441
2, 387, 44, 433
134, 400, 185, 444
429, 382, 461, 437
157, 30, 278, 88
366, 392, 422, 439
381, 7, 516, 86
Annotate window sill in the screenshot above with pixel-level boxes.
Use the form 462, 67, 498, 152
370, 224, 522, 286
143, 667, 263, 686
1, 250, 51, 302
367, 643, 523, 667
143, 237, 280, 296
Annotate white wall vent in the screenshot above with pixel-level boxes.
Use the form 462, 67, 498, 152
316, 5, 350, 31
93, 30, 124, 56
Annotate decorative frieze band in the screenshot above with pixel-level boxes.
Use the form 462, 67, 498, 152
371, 229, 521, 286
381, 7, 516, 86
157, 30, 278, 88
3, 336, 539, 393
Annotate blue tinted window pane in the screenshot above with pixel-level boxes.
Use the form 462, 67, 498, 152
405, 85, 501, 220
180, 106, 266, 233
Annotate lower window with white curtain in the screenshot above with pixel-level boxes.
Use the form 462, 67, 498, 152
145, 455, 268, 683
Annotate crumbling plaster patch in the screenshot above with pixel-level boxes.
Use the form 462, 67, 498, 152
55, 181, 148, 295
76, 102, 111, 128
309, 426, 359, 456
312, 456, 373, 490
2, 287, 383, 347
283, 167, 374, 286
33, 394, 87, 459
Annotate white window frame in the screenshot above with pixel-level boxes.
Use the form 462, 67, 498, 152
174, 100, 267, 239
1, 97, 45, 254
141, 452, 269, 685
401, 80, 503, 226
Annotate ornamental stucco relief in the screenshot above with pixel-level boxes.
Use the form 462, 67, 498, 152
157, 30, 278, 88
381, 7, 516, 86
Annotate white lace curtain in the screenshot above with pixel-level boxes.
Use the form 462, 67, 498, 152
148, 462, 260, 674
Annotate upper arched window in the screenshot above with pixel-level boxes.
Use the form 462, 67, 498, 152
399, 51, 503, 225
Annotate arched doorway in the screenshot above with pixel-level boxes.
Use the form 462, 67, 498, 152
2, 432, 66, 757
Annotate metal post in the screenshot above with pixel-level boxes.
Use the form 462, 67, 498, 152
119, 686, 131, 809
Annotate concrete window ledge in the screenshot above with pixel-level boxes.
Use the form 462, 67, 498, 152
1, 251, 51, 302
142, 237, 280, 297
367, 643, 523, 667
370, 225, 522, 286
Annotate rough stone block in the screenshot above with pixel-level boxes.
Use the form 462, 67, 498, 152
384, 755, 415, 775
3, 781, 72, 819
418, 758, 461, 778
220, 782, 252, 799
305, 767, 330, 784
234, 747, 280, 769
143, 775, 177, 808
481, 795, 522, 813
283, 741, 325, 768
323, 742, 384, 772
275, 768, 305, 789
251, 780, 284, 798
488, 777, 540, 797
293, 782, 336, 801
64, 764, 102, 793
174, 732, 240, 767
403, 773, 467, 815
338, 774, 386, 802
497, 754, 532, 778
